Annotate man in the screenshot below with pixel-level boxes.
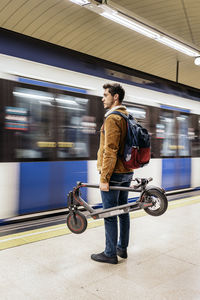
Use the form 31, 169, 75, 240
91, 83, 133, 264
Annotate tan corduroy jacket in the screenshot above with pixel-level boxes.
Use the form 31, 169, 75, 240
97, 105, 133, 183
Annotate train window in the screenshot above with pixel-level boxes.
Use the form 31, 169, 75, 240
160, 111, 176, 157
127, 106, 146, 119
190, 115, 200, 157
197, 117, 200, 157
177, 114, 190, 156
56, 94, 89, 158
13, 87, 55, 160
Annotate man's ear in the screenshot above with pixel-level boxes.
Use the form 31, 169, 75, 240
114, 94, 119, 102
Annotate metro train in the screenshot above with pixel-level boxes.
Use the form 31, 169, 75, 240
0, 30, 200, 222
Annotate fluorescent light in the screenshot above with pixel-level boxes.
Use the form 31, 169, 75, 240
85, 2, 200, 58
55, 98, 78, 105
13, 91, 54, 101
194, 57, 200, 65
70, 0, 90, 5
56, 105, 85, 111
157, 37, 199, 57
101, 11, 160, 39
101, 10, 200, 57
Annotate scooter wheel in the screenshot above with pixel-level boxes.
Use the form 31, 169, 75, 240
66, 211, 87, 234
143, 189, 168, 216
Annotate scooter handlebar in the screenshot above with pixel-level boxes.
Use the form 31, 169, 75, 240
77, 177, 153, 191
77, 183, 141, 192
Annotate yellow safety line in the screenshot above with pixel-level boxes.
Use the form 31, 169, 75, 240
0, 195, 200, 251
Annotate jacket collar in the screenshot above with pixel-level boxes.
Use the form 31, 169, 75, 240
105, 105, 126, 117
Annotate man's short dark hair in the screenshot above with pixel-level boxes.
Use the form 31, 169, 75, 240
103, 83, 125, 103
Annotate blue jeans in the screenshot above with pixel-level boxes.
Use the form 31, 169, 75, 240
101, 172, 133, 257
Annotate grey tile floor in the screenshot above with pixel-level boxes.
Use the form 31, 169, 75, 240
1, 202, 200, 300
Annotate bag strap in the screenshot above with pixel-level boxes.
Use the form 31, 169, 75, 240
109, 111, 138, 147
102, 111, 136, 133
107, 111, 128, 120
108, 111, 137, 124
102, 111, 126, 133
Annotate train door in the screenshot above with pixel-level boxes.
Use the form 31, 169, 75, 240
161, 106, 191, 190
4, 80, 102, 214
190, 114, 200, 188
17, 87, 97, 213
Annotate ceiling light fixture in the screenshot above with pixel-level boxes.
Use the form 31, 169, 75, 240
101, 12, 160, 39
157, 37, 199, 57
194, 57, 200, 65
70, 0, 91, 6
69, 0, 200, 59
100, 6, 199, 57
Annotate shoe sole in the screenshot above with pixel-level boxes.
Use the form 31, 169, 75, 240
116, 251, 127, 259
117, 254, 127, 259
91, 255, 118, 264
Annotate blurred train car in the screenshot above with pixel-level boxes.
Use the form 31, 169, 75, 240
0, 29, 200, 222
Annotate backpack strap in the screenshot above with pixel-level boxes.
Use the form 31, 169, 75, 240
108, 111, 136, 124
109, 111, 138, 147
102, 111, 126, 133
103, 111, 136, 133
107, 111, 128, 120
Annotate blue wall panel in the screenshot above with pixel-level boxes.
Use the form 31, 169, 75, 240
162, 158, 191, 191
162, 159, 178, 190
19, 161, 87, 214
63, 161, 87, 203
178, 158, 191, 189
19, 162, 51, 214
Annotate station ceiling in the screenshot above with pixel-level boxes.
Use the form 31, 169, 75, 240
1, 0, 200, 89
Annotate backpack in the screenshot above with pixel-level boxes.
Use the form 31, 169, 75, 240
108, 111, 151, 169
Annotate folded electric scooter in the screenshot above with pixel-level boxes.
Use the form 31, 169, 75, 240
66, 177, 168, 234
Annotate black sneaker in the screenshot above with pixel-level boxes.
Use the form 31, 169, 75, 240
91, 252, 118, 264
116, 247, 128, 259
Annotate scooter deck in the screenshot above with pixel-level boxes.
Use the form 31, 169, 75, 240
88, 201, 152, 219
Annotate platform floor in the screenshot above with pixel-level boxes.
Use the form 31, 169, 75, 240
1, 196, 200, 300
